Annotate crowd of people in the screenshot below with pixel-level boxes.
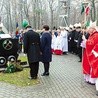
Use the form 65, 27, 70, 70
13, 19, 98, 95
51, 23, 83, 62
43, 22, 98, 95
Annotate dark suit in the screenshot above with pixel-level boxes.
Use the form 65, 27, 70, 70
77, 32, 82, 61
23, 29, 40, 78
68, 31, 75, 52
40, 32, 52, 73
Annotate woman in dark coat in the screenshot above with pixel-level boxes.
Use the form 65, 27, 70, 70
40, 25, 52, 76
23, 25, 40, 79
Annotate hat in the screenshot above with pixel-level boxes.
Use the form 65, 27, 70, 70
74, 23, 81, 29
69, 24, 73, 28
74, 23, 78, 28
78, 23, 81, 27
88, 21, 98, 31
22, 19, 29, 28
65, 27, 69, 30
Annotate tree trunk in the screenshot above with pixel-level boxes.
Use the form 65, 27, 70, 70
50, 8, 54, 30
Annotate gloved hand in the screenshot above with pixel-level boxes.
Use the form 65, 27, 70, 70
82, 35, 86, 42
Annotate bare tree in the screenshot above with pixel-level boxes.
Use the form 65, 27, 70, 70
0, 0, 93, 32
47, 0, 58, 29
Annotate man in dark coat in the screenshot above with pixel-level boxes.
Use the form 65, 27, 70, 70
23, 24, 40, 79
68, 27, 74, 53
77, 30, 82, 62
40, 25, 52, 76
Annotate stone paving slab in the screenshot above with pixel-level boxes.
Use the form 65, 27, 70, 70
0, 54, 97, 98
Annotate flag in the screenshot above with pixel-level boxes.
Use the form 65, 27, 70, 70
85, 5, 90, 16
81, 3, 85, 14
16, 22, 19, 36
85, 20, 90, 27
16, 22, 18, 28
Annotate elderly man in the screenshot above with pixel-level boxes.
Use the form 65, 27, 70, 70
82, 25, 98, 95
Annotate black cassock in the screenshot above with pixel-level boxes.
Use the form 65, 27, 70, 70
23, 30, 40, 63
23, 29, 40, 78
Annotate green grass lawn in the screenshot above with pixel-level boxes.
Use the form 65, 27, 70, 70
0, 68, 40, 87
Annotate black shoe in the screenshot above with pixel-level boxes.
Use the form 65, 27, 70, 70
33, 76, 37, 79
28, 76, 37, 80
41, 72, 49, 76
63, 52, 68, 55
86, 82, 95, 85
28, 76, 33, 80
78, 60, 82, 62
45, 72, 49, 76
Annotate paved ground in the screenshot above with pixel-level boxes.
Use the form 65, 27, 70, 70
0, 53, 97, 98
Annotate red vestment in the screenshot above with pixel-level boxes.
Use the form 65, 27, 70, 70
82, 48, 91, 75
85, 31, 98, 78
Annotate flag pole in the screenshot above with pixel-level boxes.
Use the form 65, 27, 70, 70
82, 2, 89, 28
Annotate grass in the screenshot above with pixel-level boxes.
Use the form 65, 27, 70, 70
0, 68, 40, 87
18, 55, 27, 62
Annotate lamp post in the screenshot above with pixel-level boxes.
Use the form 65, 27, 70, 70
58, 0, 70, 26
67, 0, 70, 25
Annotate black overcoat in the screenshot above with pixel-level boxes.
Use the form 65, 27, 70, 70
40, 32, 52, 62
23, 29, 40, 63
